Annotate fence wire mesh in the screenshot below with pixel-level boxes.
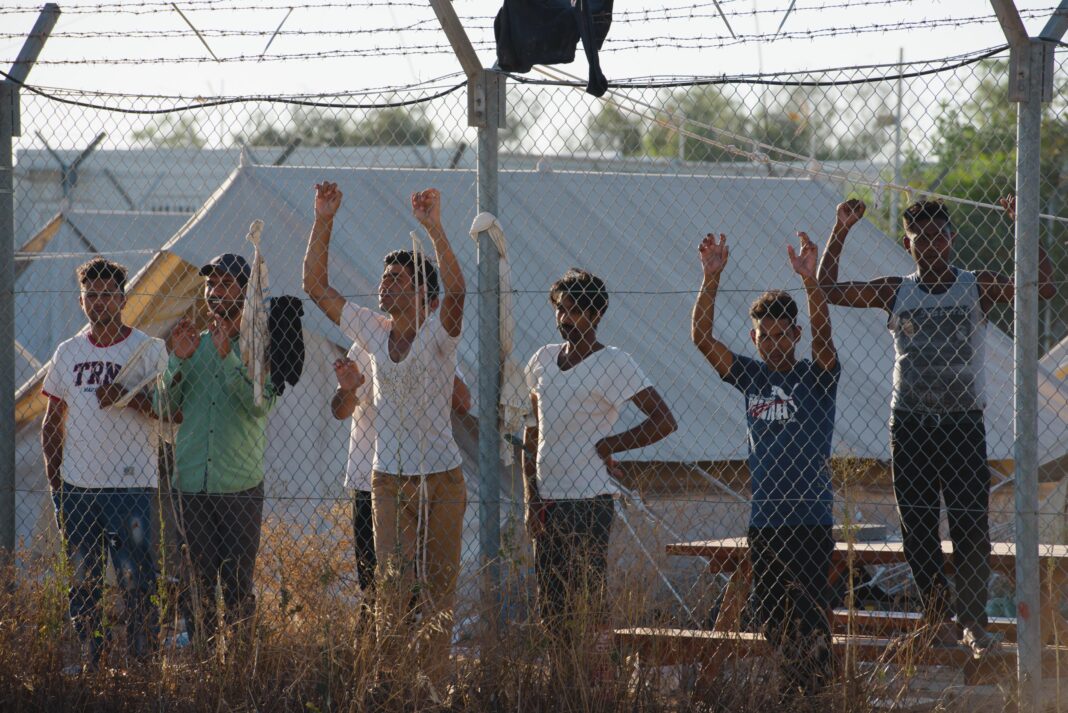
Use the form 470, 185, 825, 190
7, 45, 1068, 709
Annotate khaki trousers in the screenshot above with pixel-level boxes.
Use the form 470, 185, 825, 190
372, 467, 466, 686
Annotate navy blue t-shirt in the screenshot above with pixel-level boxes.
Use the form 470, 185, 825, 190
723, 355, 839, 528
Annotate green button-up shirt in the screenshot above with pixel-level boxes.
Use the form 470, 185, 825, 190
155, 332, 276, 493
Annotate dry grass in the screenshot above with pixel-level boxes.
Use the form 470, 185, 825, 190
0, 497, 1031, 713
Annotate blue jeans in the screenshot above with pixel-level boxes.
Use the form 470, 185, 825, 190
52, 483, 159, 663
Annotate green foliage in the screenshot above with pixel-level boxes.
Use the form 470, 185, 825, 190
587, 104, 642, 157
236, 107, 435, 148
907, 59, 1068, 345
130, 116, 207, 149
644, 86, 750, 162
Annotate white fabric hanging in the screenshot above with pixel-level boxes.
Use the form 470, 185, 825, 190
240, 219, 270, 407
468, 212, 527, 464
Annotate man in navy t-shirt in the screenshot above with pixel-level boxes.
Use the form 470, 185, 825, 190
691, 227, 839, 695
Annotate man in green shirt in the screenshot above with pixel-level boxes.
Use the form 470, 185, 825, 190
157, 253, 276, 642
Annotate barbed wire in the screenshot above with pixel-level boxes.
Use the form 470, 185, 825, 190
0, 66, 466, 113
0, 0, 934, 38
509, 44, 1009, 89
0, 0, 471, 14
6, 10, 1055, 66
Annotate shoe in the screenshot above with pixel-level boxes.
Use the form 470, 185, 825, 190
960, 625, 1003, 659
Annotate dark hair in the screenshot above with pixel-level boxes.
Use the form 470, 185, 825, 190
549, 268, 609, 316
902, 200, 954, 235
384, 250, 440, 301
76, 258, 127, 295
749, 290, 798, 324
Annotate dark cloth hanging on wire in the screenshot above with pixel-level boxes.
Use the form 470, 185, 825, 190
267, 295, 304, 395
494, 0, 613, 97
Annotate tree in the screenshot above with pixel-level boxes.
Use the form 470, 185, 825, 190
643, 86, 750, 162
906, 59, 1068, 345
130, 115, 206, 148
235, 106, 435, 147
587, 104, 642, 157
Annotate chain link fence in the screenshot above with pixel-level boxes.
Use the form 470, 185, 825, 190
7, 46, 1068, 708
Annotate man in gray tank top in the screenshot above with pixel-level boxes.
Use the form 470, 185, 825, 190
815, 197, 1055, 658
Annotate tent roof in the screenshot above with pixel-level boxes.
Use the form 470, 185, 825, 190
1043, 335, 1068, 381
88, 159, 1065, 464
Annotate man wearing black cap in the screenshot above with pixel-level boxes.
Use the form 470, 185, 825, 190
155, 252, 277, 643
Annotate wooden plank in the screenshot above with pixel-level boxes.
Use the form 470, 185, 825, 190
832, 610, 1019, 642
669, 538, 1068, 573
426, 0, 482, 77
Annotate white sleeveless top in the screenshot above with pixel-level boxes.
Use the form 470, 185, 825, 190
888, 268, 986, 414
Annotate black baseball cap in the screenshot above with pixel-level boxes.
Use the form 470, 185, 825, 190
199, 253, 251, 286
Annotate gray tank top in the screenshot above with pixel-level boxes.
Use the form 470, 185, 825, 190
888, 268, 986, 413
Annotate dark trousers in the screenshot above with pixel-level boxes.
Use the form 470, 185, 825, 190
532, 495, 615, 633
52, 484, 159, 663
748, 525, 834, 694
176, 484, 264, 636
352, 489, 376, 592
891, 411, 990, 628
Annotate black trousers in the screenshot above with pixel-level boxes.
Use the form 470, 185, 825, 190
748, 525, 835, 694
532, 495, 615, 633
891, 410, 990, 628
177, 484, 264, 636
351, 489, 376, 592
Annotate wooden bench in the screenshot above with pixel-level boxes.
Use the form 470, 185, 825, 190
832, 610, 1018, 641
614, 627, 1068, 683
668, 538, 1068, 645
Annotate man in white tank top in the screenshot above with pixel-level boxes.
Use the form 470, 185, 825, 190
816, 197, 1055, 658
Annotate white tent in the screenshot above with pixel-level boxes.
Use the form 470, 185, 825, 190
1043, 335, 1068, 381
15, 158, 1068, 551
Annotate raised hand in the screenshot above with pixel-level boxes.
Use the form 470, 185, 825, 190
999, 194, 1016, 222
170, 318, 200, 360
788, 231, 819, 280
698, 232, 729, 278
314, 182, 342, 221
411, 188, 442, 229
333, 357, 365, 392
835, 199, 866, 230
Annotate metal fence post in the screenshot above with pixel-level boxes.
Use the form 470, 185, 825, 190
0, 4, 61, 555
990, 3, 1068, 709
1012, 40, 1043, 711
476, 70, 504, 628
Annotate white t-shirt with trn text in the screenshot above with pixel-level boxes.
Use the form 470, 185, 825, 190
339, 302, 463, 476
42, 328, 166, 489
525, 344, 651, 499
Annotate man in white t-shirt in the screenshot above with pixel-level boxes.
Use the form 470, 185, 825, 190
304, 181, 467, 689
331, 344, 471, 599
41, 258, 168, 671
523, 268, 677, 672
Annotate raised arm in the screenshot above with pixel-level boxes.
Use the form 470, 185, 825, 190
790, 232, 837, 371
691, 232, 735, 379
41, 397, 67, 492
977, 195, 1057, 309
303, 182, 346, 325
816, 199, 898, 310
412, 189, 465, 337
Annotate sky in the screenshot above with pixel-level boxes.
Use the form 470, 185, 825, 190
1, 0, 1065, 99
